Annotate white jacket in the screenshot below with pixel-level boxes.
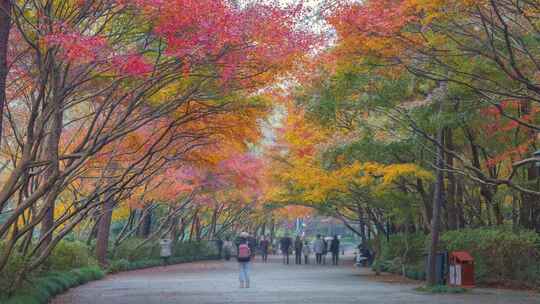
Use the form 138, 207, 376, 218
313, 239, 324, 254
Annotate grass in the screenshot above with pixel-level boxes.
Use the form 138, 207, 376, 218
415, 285, 468, 294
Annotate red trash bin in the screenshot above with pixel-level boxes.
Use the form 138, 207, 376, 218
449, 251, 475, 288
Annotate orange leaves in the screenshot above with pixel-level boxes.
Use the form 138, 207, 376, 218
326, 0, 478, 63
273, 206, 313, 221
485, 141, 533, 168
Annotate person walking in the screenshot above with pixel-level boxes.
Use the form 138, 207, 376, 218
216, 238, 224, 259
322, 237, 328, 265
237, 232, 252, 288
280, 235, 292, 264
330, 235, 340, 265
313, 234, 324, 265
294, 236, 303, 265
223, 238, 234, 261
159, 237, 172, 265
302, 240, 312, 264
248, 236, 257, 261
260, 236, 270, 263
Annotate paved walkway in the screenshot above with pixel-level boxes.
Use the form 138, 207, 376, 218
52, 256, 538, 304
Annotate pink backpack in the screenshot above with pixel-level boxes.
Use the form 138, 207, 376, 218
238, 243, 251, 259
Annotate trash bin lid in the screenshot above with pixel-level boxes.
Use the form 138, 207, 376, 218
451, 251, 473, 262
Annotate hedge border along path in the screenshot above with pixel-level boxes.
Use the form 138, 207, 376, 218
2, 267, 105, 304
3, 255, 220, 304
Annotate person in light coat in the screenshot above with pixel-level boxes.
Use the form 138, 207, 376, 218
312, 234, 324, 265
159, 238, 172, 265
302, 240, 312, 264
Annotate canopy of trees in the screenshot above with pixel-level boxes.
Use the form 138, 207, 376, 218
1, 0, 540, 291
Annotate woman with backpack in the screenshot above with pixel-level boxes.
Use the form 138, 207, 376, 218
237, 232, 252, 288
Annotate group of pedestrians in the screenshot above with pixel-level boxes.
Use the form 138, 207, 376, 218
279, 234, 341, 266
232, 232, 343, 288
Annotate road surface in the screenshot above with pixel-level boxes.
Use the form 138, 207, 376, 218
52, 256, 538, 304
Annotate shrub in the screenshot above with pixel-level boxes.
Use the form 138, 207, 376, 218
380, 233, 427, 265
374, 228, 540, 286
112, 238, 158, 262
108, 259, 130, 273
440, 227, 540, 286
404, 262, 426, 281
0, 248, 29, 295
174, 241, 219, 259
45, 241, 97, 271
415, 285, 467, 294
3, 267, 104, 304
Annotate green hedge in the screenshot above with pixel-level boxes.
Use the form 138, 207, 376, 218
441, 228, 540, 286
112, 239, 219, 262
380, 233, 426, 264
0, 241, 96, 294
108, 240, 220, 274
1, 267, 105, 304
107, 255, 219, 274
44, 241, 97, 271
1, 239, 220, 302
375, 227, 540, 286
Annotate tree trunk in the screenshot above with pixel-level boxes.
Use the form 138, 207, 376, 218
96, 198, 114, 266
138, 206, 153, 238
270, 218, 275, 243
358, 207, 367, 245
512, 193, 519, 231
208, 206, 218, 240
416, 179, 432, 231
456, 179, 465, 228
427, 125, 445, 285
179, 218, 186, 241
426, 76, 449, 281
39, 68, 64, 250
171, 216, 180, 249
445, 128, 458, 230
0, 0, 11, 147
86, 216, 100, 246
189, 211, 198, 242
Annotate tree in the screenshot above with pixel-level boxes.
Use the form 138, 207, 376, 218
0, 0, 315, 287
0, 0, 10, 146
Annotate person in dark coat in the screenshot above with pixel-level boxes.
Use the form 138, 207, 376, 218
330, 235, 340, 265
322, 238, 328, 265
360, 245, 372, 267
294, 236, 303, 264
260, 236, 270, 263
280, 235, 292, 264
216, 239, 224, 259
248, 236, 257, 260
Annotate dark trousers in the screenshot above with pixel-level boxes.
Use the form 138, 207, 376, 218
283, 251, 290, 264
304, 255, 309, 264
295, 252, 302, 264
316, 253, 322, 264
161, 256, 170, 265
262, 251, 268, 263
332, 252, 339, 265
